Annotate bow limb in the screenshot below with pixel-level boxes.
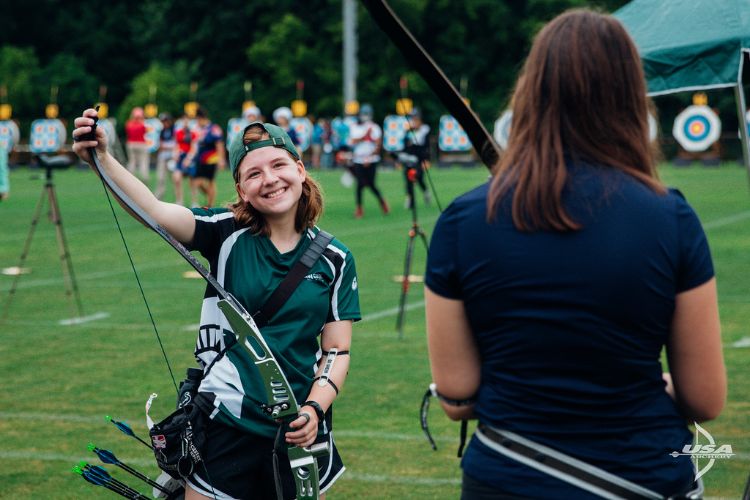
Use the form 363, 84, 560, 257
360, 0, 501, 170
88, 147, 323, 499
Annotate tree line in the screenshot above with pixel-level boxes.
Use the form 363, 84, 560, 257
2, 0, 637, 135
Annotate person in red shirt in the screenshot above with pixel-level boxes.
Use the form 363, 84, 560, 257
173, 115, 197, 206
125, 107, 150, 181
184, 107, 226, 207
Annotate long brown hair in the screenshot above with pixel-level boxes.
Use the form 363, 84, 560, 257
488, 9, 664, 231
229, 125, 323, 235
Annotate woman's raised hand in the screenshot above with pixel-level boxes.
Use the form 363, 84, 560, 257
71, 108, 108, 165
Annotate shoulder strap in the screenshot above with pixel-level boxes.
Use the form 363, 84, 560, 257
252, 230, 334, 328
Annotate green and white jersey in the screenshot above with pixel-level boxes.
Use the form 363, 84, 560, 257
187, 207, 361, 437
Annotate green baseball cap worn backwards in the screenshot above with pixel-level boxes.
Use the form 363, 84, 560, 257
229, 122, 299, 177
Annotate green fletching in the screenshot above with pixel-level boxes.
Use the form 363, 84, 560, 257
105, 415, 112, 422
72, 465, 83, 475
87, 443, 96, 452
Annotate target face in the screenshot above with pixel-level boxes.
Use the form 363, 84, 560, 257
30, 119, 66, 153
493, 110, 513, 150
144, 118, 163, 153
439, 115, 471, 152
383, 115, 408, 151
99, 119, 118, 146
290, 117, 312, 152
227, 118, 250, 149
672, 105, 721, 152
0, 120, 20, 151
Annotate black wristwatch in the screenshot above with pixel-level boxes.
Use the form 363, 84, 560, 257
302, 400, 325, 422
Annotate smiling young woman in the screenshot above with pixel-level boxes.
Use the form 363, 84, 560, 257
72, 113, 360, 500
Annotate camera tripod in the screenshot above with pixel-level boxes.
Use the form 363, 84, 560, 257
2, 155, 85, 323
395, 165, 430, 339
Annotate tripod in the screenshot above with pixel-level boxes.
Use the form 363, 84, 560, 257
2, 155, 85, 322
396, 165, 430, 339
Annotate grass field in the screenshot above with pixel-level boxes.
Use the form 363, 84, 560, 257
0, 161, 748, 499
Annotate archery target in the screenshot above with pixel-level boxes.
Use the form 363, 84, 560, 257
672, 105, 721, 152
0, 120, 20, 151
99, 118, 118, 146
290, 117, 313, 152
493, 110, 513, 150
227, 118, 250, 149
383, 115, 408, 152
331, 117, 354, 149
30, 119, 66, 153
438, 115, 471, 152
144, 118, 163, 153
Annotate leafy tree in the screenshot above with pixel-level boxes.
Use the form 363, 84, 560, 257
38, 53, 97, 118
117, 62, 193, 126
0, 46, 43, 119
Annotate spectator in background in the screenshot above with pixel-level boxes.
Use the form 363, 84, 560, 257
272, 106, 301, 156
186, 107, 226, 208
318, 118, 334, 169
311, 115, 323, 168
425, 10, 724, 499
173, 114, 196, 206
243, 105, 262, 122
154, 113, 175, 200
332, 117, 352, 169
125, 107, 150, 181
398, 108, 431, 209
242, 105, 262, 127
349, 103, 389, 218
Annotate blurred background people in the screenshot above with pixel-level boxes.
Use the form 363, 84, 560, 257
125, 106, 150, 181
398, 108, 431, 209
349, 103, 388, 218
154, 112, 175, 200
187, 107, 225, 207
173, 114, 197, 206
272, 106, 301, 157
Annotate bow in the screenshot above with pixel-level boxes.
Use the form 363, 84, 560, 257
360, 0, 501, 171
86, 140, 326, 499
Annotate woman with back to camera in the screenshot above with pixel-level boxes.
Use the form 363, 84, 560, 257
425, 9, 725, 499
72, 111, 359, 499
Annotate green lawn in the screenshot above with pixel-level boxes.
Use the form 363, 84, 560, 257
0, 161, 747, 499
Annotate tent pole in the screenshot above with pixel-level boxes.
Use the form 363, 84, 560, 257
734, 82, 750, 182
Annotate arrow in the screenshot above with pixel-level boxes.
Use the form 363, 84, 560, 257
73, 463, 150, 499
81, 462, 151, 500
89, 443, 172, 494
106, 415, 153, 450
74, 464, 132, 498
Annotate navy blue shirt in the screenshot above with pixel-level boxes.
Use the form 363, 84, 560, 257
425, 163, 713, 497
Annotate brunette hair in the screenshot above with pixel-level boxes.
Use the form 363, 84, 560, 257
488, 9, 664, 231
229, 124, 323, 235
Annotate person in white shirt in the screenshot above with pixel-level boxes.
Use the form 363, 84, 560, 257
348, 104, 389, 218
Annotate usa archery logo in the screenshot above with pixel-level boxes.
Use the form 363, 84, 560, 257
670, 422, 734, 479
